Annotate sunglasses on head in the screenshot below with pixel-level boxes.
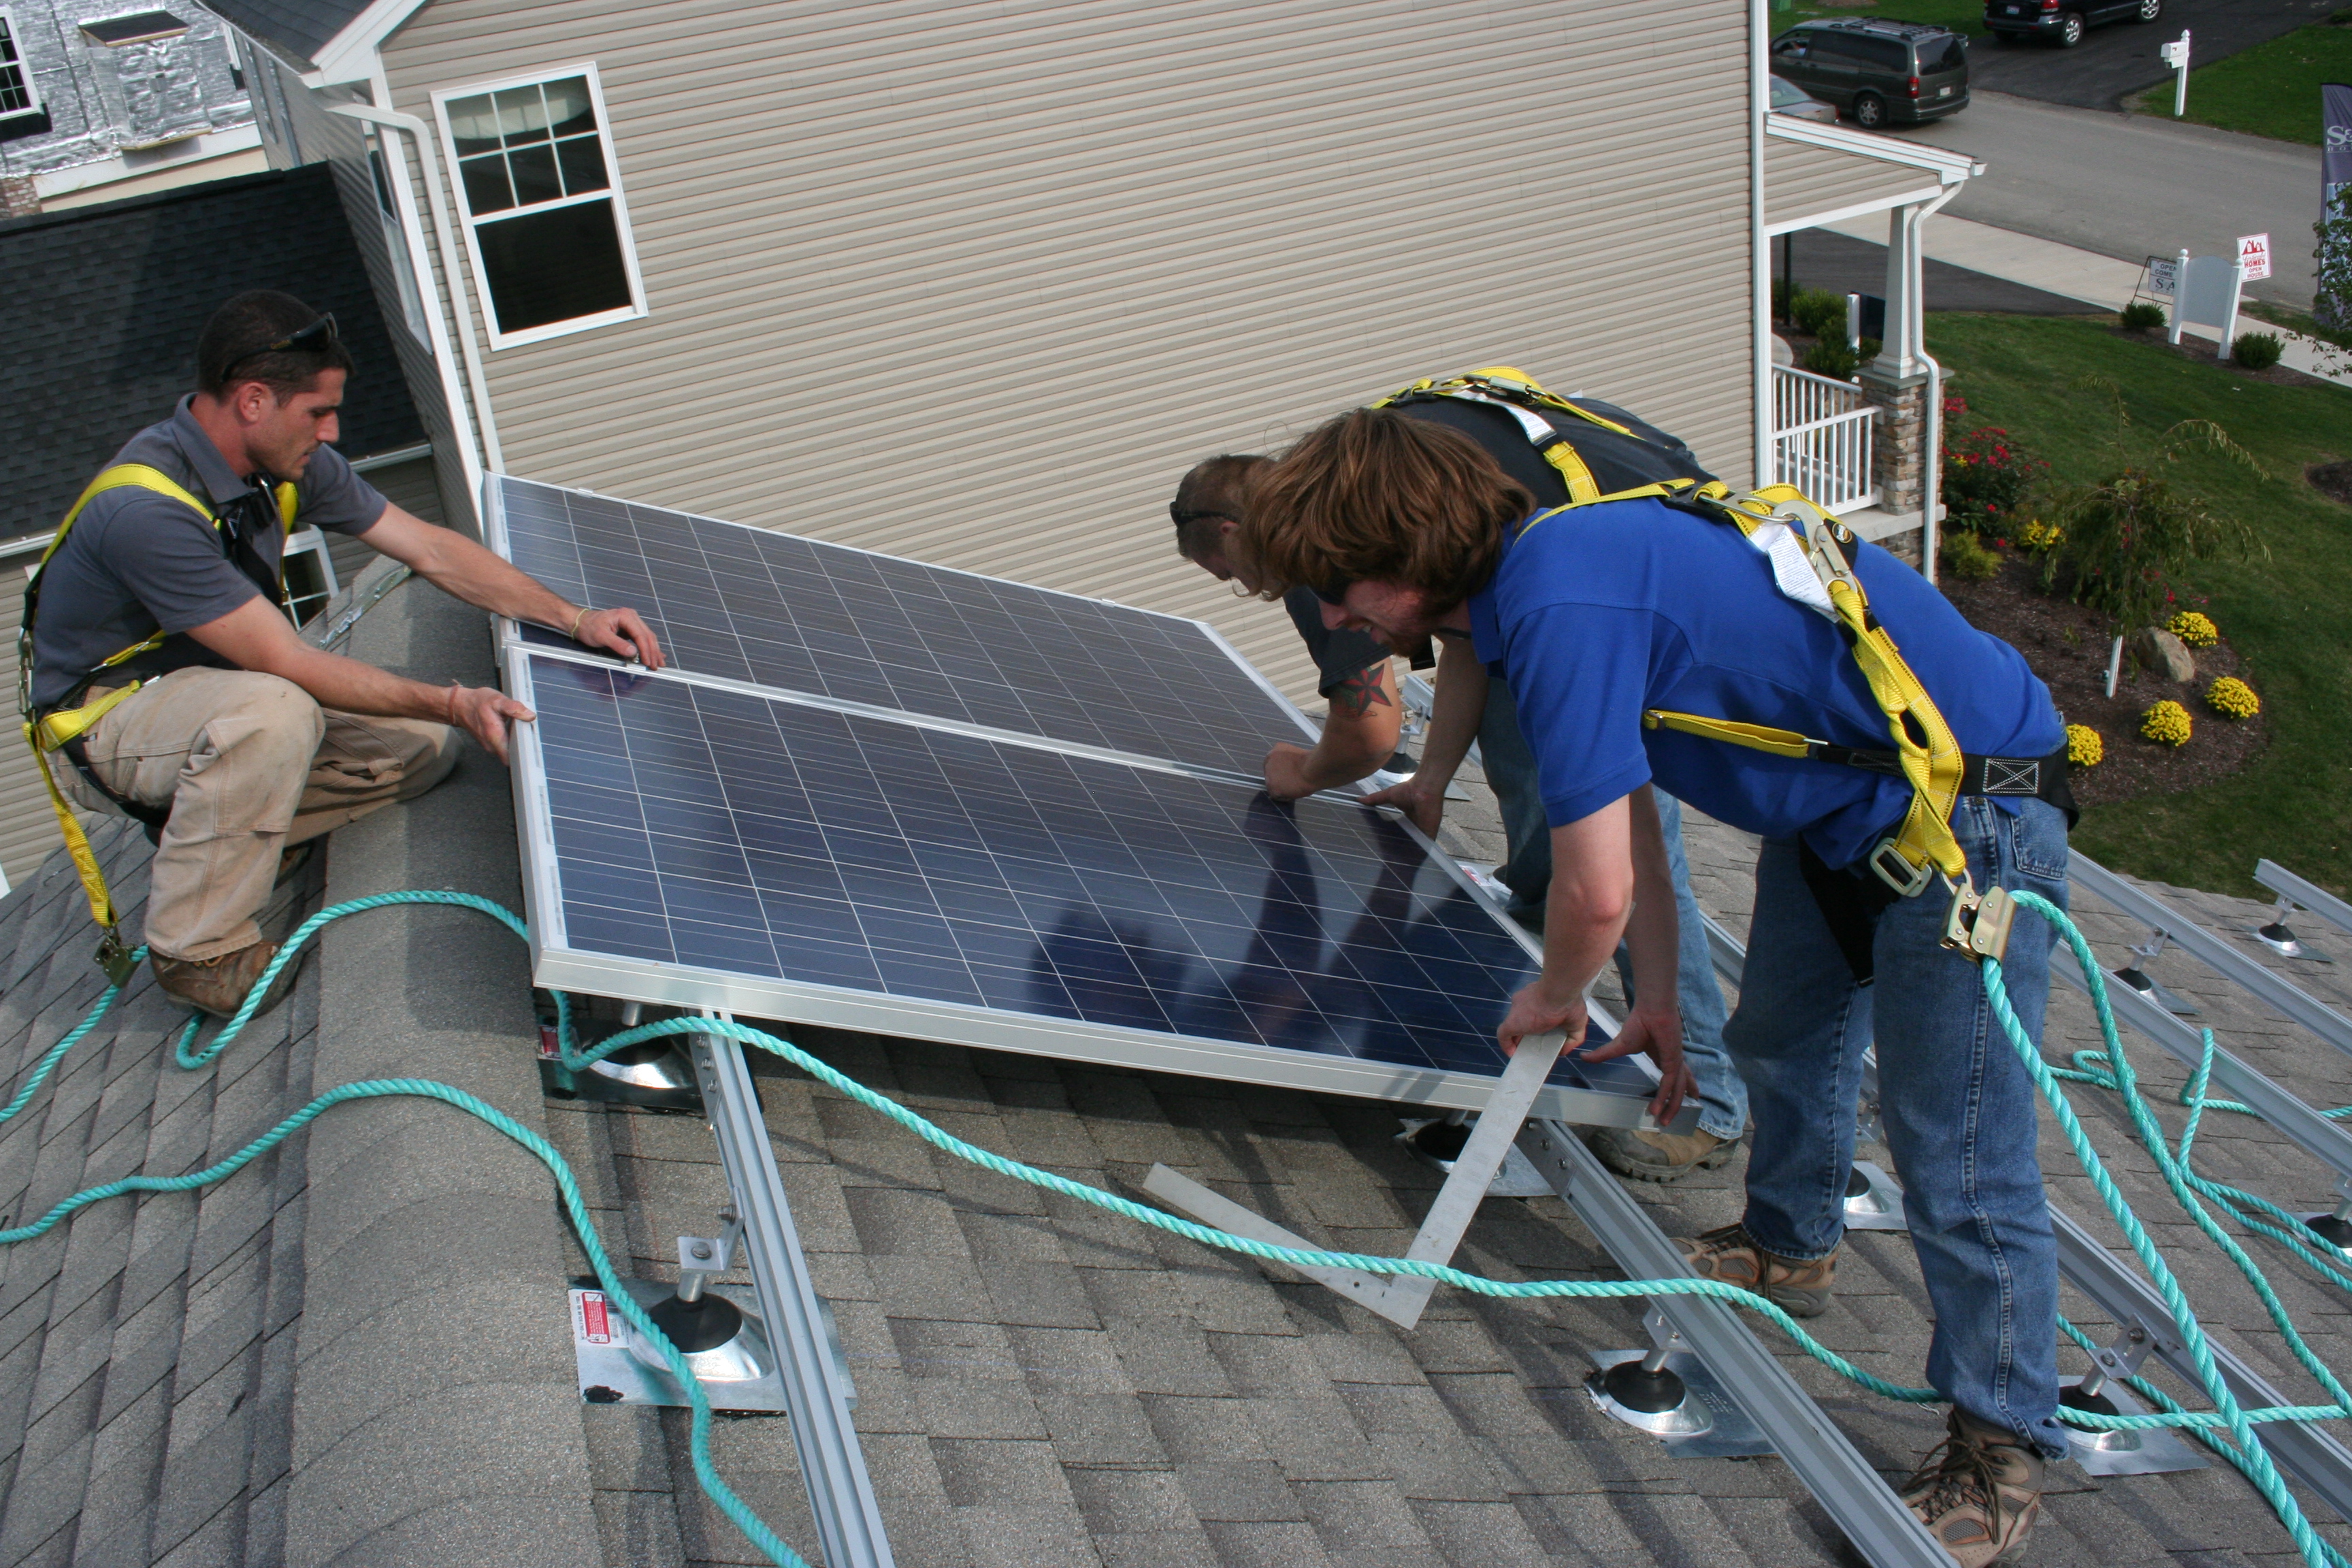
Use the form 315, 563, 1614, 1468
1309, 576, 1356, 608
220, 314, 340, 380
1169, 503, 1238, 529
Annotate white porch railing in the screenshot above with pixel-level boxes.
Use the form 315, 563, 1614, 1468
1769, 364, 1878, 514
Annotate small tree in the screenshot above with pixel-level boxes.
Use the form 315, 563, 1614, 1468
2043, 406, 2266, 632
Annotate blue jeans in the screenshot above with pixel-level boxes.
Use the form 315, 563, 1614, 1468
1727, 797, 2071, 1458
1480, 678, 1747, 1143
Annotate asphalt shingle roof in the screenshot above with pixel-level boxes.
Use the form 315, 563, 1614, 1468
189, 0, 374, 69
6, 587, 2352, 1565
0, 162, 425, 540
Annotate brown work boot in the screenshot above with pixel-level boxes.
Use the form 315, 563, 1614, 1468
1586, 1124, 1742, 1183
1673, 1222, 1838, 1318
1901, 1409, 2045, 1565
151, 941, 300, 1022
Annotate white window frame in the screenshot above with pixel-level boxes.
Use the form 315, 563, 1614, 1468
431, 63, 648, 352
0, 7, 46, 123
363, 125, 433, 346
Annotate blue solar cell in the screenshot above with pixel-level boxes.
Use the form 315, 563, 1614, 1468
493, 476, 1304, 779
524, 655, 1644, 1098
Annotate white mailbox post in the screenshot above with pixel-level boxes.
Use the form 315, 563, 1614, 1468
2159, 31, 2191, 117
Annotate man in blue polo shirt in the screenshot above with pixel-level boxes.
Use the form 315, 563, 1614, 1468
1241, 408, 2070, 1567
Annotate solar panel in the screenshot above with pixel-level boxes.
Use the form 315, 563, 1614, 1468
485, 475, 1309, 781
510, 650, 1656, 1123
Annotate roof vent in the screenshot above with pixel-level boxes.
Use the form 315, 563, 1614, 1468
78, 11, 189, 46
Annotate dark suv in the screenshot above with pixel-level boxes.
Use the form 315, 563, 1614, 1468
1768, 20, 1970, 129
1983, 0, 2163, 49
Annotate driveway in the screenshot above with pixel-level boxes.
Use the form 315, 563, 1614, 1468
1891, 91, 2323, 307
1965, 0, 2337, 110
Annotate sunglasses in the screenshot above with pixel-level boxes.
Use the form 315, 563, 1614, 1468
1309, 576, 1356, 608
1169, 504, 1238, 529
220, 314, 340, 380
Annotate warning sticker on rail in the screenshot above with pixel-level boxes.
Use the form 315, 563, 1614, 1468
574, 1288, 615, 1345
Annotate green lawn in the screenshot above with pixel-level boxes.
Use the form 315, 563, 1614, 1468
1776, 0, 1987, 37
1925, 313, 2352, 898
2134, 20, 2352, 144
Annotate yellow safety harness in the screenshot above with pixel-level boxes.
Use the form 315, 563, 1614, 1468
1382, 368, 2015, 959
18, 464, 299, 981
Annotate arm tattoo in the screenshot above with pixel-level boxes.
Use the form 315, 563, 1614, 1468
1328, 665, 1394, 719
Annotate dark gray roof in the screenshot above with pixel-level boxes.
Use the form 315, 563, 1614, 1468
192, 0, 374, 69
7, 583, 2352, 1564
0, 162, 425, 541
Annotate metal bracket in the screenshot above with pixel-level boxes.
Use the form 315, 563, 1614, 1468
1585, 1307, 1776, 1457
1843, 1160, 1908, 1231
2254, 894, 2332, 962
1143, 1030, 1571, 1329
2117, 929, 2199, 1015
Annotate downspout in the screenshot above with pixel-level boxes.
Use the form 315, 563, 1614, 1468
1750, 0, 1772, 491
1906, 184, 1961, 585
327, 100, 506, 479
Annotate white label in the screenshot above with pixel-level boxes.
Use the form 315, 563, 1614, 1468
2147, 257, 2177, 297
2237, 233, 2272, 282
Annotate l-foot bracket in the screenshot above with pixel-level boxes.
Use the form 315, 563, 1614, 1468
1142, 1030, 1569, 1330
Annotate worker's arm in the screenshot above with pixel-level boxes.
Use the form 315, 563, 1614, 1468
1262, 659, 1403, 798
359, 504, 666, 670
186, 595, 537, 762
1494, 788, 1689, 1124
1358, 634, 1486, 835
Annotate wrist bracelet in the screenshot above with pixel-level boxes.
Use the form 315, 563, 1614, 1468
568, 607, 591, 642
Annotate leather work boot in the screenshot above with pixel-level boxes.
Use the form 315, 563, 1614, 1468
1900, 1409, 2045, 1566
1673, 1222, 1837, 1318
152, 941, 299, 1022
1586, 1124, 1742, 1183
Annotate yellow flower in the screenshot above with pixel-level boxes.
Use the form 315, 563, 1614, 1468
2167, 610, 2219, 649
2018, 519, 2065, 554
2065, 723, 2104, 766
2140, 700, 2193, 747
2206, 676, 2259, 719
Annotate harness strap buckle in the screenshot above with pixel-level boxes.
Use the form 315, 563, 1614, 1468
95, 931, 138, 987
1867, 838, 1936, 900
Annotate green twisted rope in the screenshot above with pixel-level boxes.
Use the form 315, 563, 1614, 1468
12, 886, 2352, 1565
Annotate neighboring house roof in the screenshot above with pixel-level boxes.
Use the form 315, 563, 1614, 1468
193, 0, 372, 70
0, 161, 424, 540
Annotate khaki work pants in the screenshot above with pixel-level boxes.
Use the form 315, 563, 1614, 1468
51, 666, 459, 961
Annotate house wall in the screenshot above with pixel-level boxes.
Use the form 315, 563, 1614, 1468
378, 0, 1757, 701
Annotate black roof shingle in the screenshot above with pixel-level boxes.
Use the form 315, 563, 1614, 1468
193, 0, 375, 67
0, 162, 425, 540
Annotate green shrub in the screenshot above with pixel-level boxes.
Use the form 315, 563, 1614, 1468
1940, 403, 2047, 536
1940, 529, 2002, 582
1790, 288, 1848, 343
1803, 339, 1859, 380
1772, 278, 1791, 321
2119, 302, 2166, 333
2232, 331, 2284, 371
2046, 467, 2261, 631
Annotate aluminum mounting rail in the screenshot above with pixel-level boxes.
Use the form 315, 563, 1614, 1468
1518, 1122, 1953, 1567
2256, 860, 2352, 944
2048, 959, 2352, 1187
2050, 1203, 2352, 1519
2071, 855, 2352, 1061
689, 1021, 896, 1568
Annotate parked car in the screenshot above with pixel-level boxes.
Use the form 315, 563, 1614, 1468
1983, 0, 2163, 49
1769, 74, 1840, 123
1767, 19, 1970, 130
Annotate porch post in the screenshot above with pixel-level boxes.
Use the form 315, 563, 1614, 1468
1857, 199, 1931, 564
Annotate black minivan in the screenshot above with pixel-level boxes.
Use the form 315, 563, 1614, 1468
1768, 19, 1970, 129
1983, 0, 2164, 49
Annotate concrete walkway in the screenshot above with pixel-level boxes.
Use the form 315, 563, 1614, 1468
1821, 209, 2352, 388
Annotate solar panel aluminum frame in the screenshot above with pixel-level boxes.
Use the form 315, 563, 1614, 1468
501, 642, 1659, 1128
476, 474, 1328, 782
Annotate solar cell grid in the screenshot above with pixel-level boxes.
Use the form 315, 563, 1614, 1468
492, 476, 1305, 777
523, 653, 1640, 1097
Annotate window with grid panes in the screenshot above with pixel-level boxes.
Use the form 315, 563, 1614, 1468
0, 11, 44, 121
440, 69, 642, 343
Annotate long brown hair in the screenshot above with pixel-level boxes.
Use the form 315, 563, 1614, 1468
1240, 408, 1531, 613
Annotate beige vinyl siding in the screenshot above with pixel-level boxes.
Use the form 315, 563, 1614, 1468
1765, 137, 1942, 234
1, 543, 67, 888
385, 0, 1755, 702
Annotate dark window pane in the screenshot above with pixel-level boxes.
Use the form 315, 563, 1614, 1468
446, 92, 500, 157
555, 134, 608, 195
1861, 37, 1908, 67
460, 152, 514, 214
495, 85, 549, 145
544, 76, 596, 139
508, 142, 561, 206
478, 199, 633, 335
1924, 37, 1967, 71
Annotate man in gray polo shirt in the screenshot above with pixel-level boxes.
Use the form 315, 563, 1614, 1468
27, 289, 663, 1018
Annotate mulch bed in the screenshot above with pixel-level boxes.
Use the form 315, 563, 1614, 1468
2310, 460, 2352, 507
2108, 325, 2338, 391
1938, 553, 2268, 808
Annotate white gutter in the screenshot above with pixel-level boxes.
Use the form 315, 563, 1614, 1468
1905, 185, 1963, 585
327, 99, 505, 485
1750, 0, 1772, 491
1763, 115, 1986, 184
